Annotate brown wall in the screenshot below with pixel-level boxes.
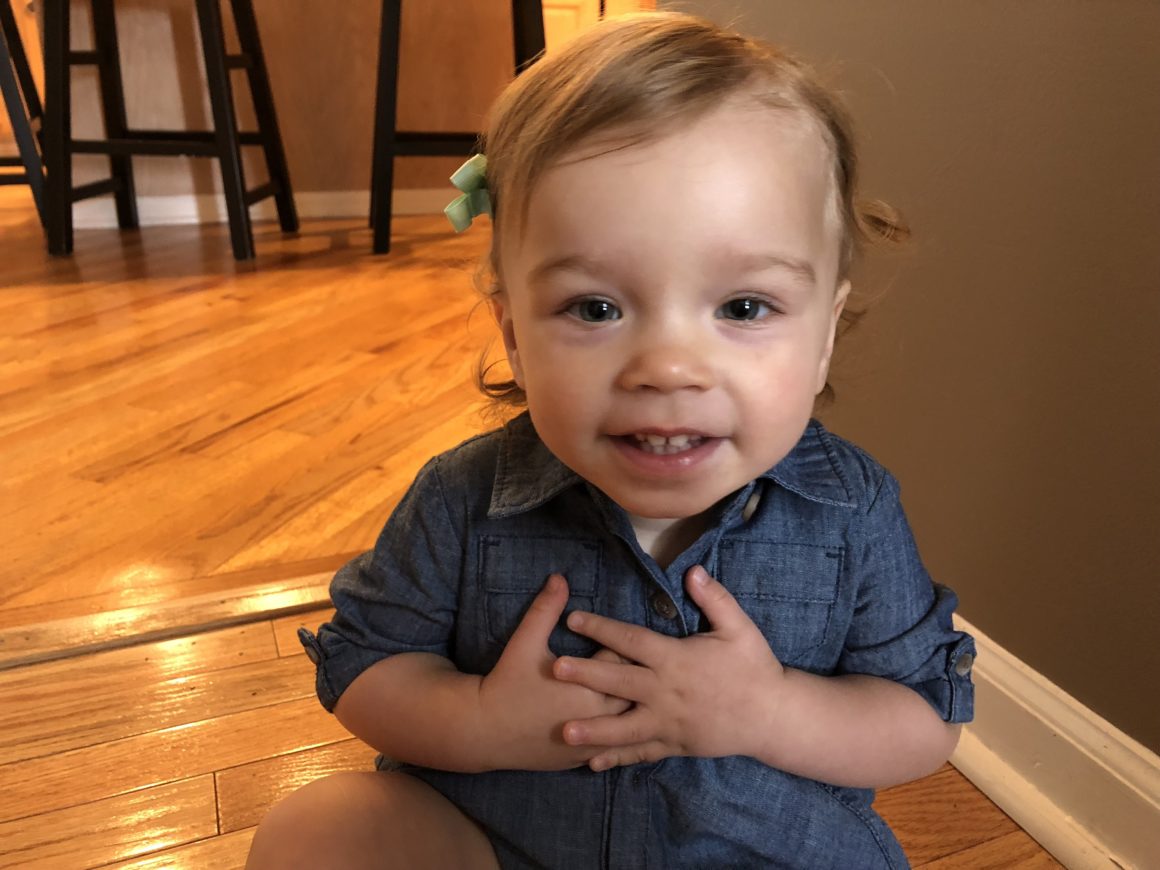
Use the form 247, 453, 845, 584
666, 1, 1160, 752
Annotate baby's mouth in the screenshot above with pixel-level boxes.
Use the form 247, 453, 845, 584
629, 432, 706, 455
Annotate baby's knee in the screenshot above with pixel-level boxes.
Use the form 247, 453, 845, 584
245, 770, 498, 870
245, 772, 384, 870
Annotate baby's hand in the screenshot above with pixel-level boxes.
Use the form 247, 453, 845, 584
553, 565, 785, 771
477, 574, 632, 771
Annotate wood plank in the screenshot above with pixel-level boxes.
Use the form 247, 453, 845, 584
917, 830, 1064, 869
0, 648, 316, 766
0, 576, 330, 670
100, 828, 257, 870
875, 766, 1020, 866
272, 607, 336, 658
0, 776, 217, 870
0, 622, 277, 763
0, 621, 277, 694
0, 554, 350, 630
216, 738, 377, 833
0, 697, 350, 823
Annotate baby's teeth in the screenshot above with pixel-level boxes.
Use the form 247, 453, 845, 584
630, 432, 702, 454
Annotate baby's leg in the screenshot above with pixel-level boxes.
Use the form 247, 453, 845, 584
245, 770, 500, 870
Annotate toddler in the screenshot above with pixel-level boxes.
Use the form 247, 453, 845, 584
247, 12, 975, 869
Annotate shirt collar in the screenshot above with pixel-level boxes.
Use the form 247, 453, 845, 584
488, 413, 854, 518
760, 420, 856, 508
488, 413, 581, 518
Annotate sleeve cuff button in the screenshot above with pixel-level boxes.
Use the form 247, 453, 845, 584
953, 652, 975, 676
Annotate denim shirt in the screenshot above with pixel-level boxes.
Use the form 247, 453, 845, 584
300, 413, 975, 869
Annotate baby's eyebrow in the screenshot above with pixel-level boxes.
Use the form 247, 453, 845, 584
728, 252, 817, 286
526, 251, 817, 288
526, 254, 609, 286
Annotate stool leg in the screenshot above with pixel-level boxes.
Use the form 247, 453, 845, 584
195, 0, 252, 260
511, 0, 546, 72
370, 0, 400, 254
91, 0, 139, 229
43, 0, 73, 255
0, 13, 46, 226
0, 0, 42, 128
229, 0, 296, 233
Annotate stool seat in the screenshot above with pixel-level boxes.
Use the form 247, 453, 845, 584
370, 0, 546, 254
42, 0, 298, 261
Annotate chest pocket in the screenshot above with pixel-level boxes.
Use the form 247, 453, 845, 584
479, 535, 601, 658
718, 540, 843, 668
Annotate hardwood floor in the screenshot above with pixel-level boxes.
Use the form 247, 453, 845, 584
0, 604, 1064, 869
1, 187, 498, 643
0, 189, 1063, 867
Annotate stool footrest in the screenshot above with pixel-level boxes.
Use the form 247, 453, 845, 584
0, 172, 32, 184
226, 54, 253, 70
244, 181, 277, 205
71, 177, 120, 202
0, 156, 25, 166
393, 131, 479, 157
72, 130, 264, 156
67, 50, 100, 65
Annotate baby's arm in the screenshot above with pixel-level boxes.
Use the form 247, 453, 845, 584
333, 574, 630, 773
554, 565, 958, 789
761, 668, 959, 788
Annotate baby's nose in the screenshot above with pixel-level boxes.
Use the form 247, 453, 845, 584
616, 343, 713, 393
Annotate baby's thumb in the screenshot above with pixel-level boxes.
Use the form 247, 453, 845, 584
686, 565, 743, 631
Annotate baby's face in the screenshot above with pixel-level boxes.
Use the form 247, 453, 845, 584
494, 100, 848, 522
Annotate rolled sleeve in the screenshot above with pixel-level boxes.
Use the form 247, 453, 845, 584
298, 458, 463, 713
838, 473, 975, 724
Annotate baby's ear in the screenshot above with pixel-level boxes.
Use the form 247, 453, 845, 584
490, 293, 525, 389
816, 280, 851, 394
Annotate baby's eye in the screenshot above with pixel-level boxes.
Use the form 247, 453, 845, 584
718, 297, 774, 322
566, 298, 622, 323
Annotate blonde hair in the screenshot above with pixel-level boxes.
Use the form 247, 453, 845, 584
476, 12, 907, 406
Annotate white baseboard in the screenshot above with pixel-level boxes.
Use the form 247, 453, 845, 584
72, 188, 449, 228
951, 615, 1160, 869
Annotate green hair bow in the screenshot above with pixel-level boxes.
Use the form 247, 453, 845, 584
444, 154, 492, 232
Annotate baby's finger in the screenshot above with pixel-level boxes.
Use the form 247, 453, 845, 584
553, 654, 652, 702
565, 610, 669, 664
588, 741, 671, 772
562, 708, 656, 748
591, 647, 633, 665
506, 574, 569, 658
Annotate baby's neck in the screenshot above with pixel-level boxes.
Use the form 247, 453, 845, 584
629, 513, 711, 569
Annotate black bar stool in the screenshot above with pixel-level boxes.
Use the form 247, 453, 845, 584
42, 0, 298, 261
370, 0, 546, 254
0, 0, 46, 228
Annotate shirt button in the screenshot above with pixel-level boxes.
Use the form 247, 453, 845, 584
953, 652, 975, 676
651, 592, 678, 620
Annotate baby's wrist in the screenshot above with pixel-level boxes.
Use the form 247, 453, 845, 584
747, 666, 805, 766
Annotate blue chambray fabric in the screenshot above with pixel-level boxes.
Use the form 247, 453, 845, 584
299, 412, 975, 869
